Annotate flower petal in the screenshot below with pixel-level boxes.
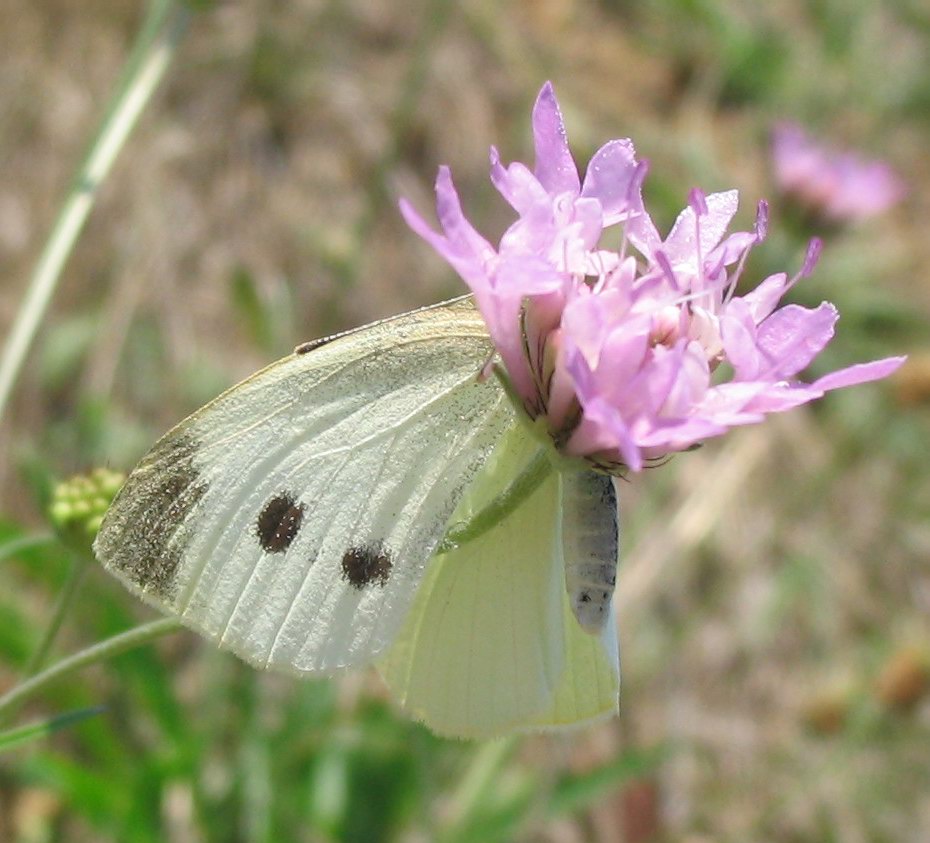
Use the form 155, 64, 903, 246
755, 302, 838, 379
663, 190, 740, 265
811, 356, 906, 391
625, 210, 662, 263
567, 397, 643, 471
741, 382, 825, 413
489, 149, 550, 216
580, 138, 641, 225
635, 417, 727, 449
532, 82, 580, 195
739, 272, 788, 323
720, 300, 763, 380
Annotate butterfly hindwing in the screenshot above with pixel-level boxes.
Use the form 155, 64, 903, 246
379, 426, 621, 739
379, 423, 564, 738
95, 296, 514, 674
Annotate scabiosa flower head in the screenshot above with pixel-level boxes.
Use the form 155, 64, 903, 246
401, 83, 905, 473
772, 122, 905, 224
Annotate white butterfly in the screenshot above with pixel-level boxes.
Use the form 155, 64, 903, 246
94, 296, 620, 739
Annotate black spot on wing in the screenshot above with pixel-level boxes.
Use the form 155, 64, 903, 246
94, 433, 208, 602
255, 493, 305, 553
341, 544, 393, 589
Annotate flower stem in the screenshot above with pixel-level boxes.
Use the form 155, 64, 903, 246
0, 0, 190, 424
22, 552, 89, 678
437, 449, 553, 554
0, 617, 183, 724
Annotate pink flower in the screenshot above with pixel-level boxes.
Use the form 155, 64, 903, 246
772, 123, 905, 223
401, 84, 905, 473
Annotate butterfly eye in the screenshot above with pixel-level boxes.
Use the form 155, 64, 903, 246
341, 544, 393, 589
255, 493, 306, 553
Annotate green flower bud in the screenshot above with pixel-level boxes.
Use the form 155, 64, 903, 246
48, 469, 126, 544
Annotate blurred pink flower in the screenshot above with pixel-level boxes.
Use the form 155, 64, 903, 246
772, 122, 905, 223
401, 83, 905, 473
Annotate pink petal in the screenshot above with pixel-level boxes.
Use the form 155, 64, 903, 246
811, 356, 906, 391
663, 190, 740, 265
546, 338, 579, 431
432, 167, 497, 269
625, 210, 662, 262
720, 301, 762, 379
738, 272, 788, 323
708, 231, 756, 268
658, 342, 711, 417
532, 82, 580, 195
399, 195, 492, 292
560, 293, 617, 365
489, 149, 549, 216
594, 327, 652, 402
476, 256, 565, 404
567, 398, 643, 471
580, 138, 641, 225
741, 382, 824, 413
756, 302, 838, 378
634, 417, 727, 449
623, 343, 684, 417
558, 195, 604, 251
699, 382, 771, 424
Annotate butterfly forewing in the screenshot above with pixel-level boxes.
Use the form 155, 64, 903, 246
95, 296, 515, 673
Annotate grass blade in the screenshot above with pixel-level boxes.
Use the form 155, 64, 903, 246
0, 0, 191, 424
0, 706, 106, 754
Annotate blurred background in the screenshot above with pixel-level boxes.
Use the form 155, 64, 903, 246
1, 1, 929, 840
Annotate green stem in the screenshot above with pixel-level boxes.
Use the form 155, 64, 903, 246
0, 617, 183, 724
23, 552, 89, 678
0, 0, 190, 424
440, 738, 517, 842
437, 449, 553, 554
0, 706, 106, 755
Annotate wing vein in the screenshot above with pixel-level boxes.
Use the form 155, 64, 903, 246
178, 366, 485, 617
261, 381, 507, 670
195, 333, 492, 456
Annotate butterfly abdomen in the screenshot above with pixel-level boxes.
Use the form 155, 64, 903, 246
561, 471, 618, 634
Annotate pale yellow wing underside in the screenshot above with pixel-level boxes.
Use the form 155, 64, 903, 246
379, 423, 620, 739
